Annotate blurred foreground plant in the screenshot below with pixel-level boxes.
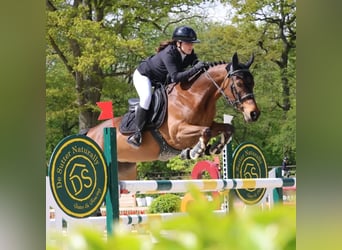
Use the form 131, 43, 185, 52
47, 186, 295, 250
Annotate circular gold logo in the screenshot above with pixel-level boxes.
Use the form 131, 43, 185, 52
49, 135, 107, 218
232, 142, 267, 205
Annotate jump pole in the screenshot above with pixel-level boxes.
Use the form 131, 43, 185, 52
119, 178, 296, 194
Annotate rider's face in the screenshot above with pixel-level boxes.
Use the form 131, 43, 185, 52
179, 42, 194, 55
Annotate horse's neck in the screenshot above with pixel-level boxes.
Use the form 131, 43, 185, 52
193, 68, 226, 101
169, 69, 223, 115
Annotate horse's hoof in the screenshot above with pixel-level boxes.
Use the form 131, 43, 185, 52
209, 146, 222, 155
190, 149, 202, 159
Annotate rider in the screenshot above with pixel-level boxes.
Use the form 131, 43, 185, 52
127, 25, 209, 147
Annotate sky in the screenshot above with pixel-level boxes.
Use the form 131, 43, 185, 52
197, 1, 234, 24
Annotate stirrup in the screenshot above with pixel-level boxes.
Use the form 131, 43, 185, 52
127, 132, 142, 147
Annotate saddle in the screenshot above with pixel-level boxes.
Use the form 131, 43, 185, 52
119, 85, 168, 134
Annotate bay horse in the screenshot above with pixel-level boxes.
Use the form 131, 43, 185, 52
86, 52, 260, 180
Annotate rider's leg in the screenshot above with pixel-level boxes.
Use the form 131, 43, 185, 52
127, 70, 152, 147
127, 106, 148, 146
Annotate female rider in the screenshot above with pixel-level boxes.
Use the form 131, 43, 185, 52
127, 25, 208, 147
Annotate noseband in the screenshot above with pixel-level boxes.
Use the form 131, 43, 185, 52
205, 68, 254, 109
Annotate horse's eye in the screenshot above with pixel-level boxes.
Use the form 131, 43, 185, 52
236, 81, 244, 88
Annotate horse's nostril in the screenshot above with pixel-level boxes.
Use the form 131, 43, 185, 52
251, 111, 259, 121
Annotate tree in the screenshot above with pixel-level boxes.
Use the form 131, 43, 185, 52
46, 0, 296, 166
228, 0, 296, 113
46, 54, 79, 160
220, 0, 296, 163
46, 0, 204, 131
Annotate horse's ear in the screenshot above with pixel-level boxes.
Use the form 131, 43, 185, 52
245, 53, 254, 68
231, 52, 239, 71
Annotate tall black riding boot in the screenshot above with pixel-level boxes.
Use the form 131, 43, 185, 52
127, 106, 148, 147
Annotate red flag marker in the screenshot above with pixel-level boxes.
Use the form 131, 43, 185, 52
96, 101, 113, 120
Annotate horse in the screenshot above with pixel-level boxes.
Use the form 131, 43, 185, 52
86, 52, 260, 180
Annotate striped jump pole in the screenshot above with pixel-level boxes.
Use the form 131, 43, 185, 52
119, 210, 227, 225
120, 178, 296, 194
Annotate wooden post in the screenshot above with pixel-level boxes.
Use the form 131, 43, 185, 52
104, 127, 119, 235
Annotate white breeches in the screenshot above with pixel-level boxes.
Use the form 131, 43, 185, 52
133, 69, 152, 110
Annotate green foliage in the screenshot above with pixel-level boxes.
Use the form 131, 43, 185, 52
47, 188, 296, 250
137, 161, 171, 180
46, 56, 79, 161
101, 76, 137, 117
192, 22, 296, 165
167, 154, 214, 171
148, 194, 181, 213
46, 0, 296, 166
137, 154, 215, 180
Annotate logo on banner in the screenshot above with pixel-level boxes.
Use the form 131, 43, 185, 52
232, 142, 267, 205
49, 135, 107, 218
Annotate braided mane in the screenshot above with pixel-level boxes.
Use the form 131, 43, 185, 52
207, 60, 227, 68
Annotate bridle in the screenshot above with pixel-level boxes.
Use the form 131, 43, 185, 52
204, 68, 255, 109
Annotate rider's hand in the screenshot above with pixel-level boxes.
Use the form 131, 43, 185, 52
193, 61, 209, 71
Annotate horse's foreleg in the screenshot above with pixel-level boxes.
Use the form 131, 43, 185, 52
180, 127, 212, 160
205, 133, 226, 155
205, 122, 234, 155
189, 136, 206, 159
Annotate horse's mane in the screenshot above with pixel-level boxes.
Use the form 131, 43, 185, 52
206, 60, 228, 68
205, 60, 251, 79
206, 60, 249, 71
180, 61, 229, 90
180, 59, 244, 90
183, 56, 252, 88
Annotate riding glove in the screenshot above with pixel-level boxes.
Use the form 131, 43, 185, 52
193, 61, 209, 71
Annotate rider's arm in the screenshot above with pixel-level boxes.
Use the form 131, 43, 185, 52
163, 51, 202, 83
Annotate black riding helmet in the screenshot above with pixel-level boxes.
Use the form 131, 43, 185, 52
172, 26, 200, 43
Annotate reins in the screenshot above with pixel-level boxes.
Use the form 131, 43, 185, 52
204, 69, 232, 106
204, 67, 254, 108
